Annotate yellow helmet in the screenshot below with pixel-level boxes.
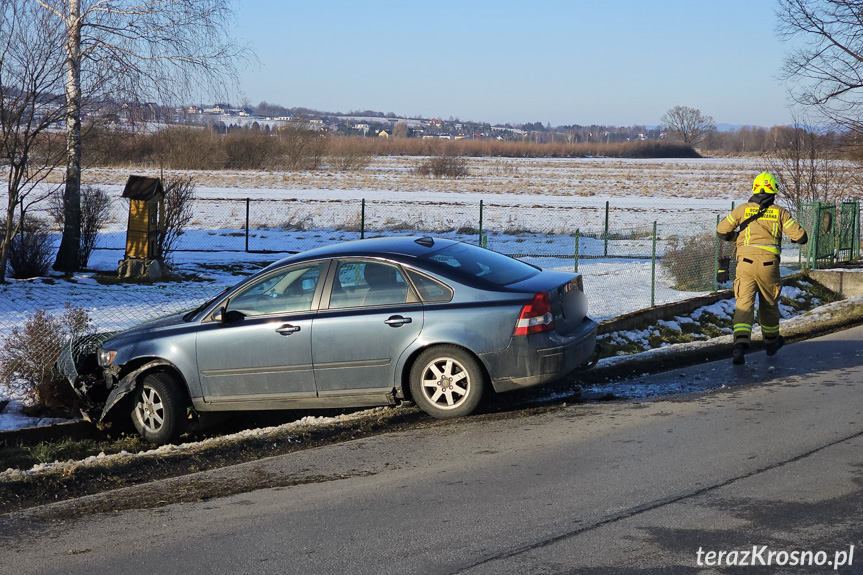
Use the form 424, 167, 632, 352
752, 172, 778, 194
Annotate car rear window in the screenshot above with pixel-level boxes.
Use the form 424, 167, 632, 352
420, 243, 539, 286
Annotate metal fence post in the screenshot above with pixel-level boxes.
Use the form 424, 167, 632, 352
245, 198, 250, 252
855, 199, 861, 260
809, 203, 821, 270
361, 198, 366, 239
604, 201, 609, 257
651, 221, 657, 308
478, 199, 484, 246
574, 229, 580, 273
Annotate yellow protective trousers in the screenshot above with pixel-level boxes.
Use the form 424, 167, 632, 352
732, 251, 782, 348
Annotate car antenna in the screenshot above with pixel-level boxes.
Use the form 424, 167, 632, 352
414, 237, 435, 247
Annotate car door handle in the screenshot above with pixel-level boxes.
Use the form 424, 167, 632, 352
384, 315, 412, 327
275, 324, 301, 336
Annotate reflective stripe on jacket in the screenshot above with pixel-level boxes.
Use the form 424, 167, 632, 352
716, 202, 807, 258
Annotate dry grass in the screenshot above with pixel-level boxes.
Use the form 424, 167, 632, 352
11, 156, 862, 203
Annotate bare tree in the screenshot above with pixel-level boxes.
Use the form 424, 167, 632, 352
278, 119, 329, 170
49, 184, 112, 268
158, 175, 195, 265
778, 0, 863, 134
0, 0, 67, 283
392, 122, 410, 138
763, 120, 844, 215
660, 105, 716, 146
33, 0, 249, 273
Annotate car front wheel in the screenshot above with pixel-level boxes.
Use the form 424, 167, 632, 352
409, 346, 485, 419
131, 372, 187, 444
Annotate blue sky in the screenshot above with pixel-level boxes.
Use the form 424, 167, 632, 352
234, 0, 793, 127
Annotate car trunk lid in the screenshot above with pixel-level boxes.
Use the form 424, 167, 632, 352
508, 271, 588, 336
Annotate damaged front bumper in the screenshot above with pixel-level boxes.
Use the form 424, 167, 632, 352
56, 333, 115, 420
56, 332, 148, 422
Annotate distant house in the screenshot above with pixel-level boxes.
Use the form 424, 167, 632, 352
239, 108, 254, 117
378, 130, 390, 138
187, 105, 202, 114
427, 119, 443, 128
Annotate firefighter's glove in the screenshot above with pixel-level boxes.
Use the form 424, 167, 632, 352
792, 231, 809, 245
719, 231, 739, 242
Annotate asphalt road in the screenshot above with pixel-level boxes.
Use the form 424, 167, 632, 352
2, 326, 863, 574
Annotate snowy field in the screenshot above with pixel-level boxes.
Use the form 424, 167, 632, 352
0, 156, 828, 428
1, 156, 809, 332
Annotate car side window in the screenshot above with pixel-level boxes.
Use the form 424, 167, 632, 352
406, 269, 453, 303
329, 261, 409, 308
227, 262, 325, 317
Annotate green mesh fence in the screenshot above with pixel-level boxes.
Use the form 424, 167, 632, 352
798, 201, 860, 269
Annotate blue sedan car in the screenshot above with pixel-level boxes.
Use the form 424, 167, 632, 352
74, 237, 597, 443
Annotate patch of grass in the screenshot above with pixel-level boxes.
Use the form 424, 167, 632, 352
502, 226, 533, 236
92, 271, 205, 285
702, 324, 730, 338
0, 433, 151, 472
596, 337, 646, 358
782, 277, 841, 312
679, 321, 702, 335
655, 326, 701, 345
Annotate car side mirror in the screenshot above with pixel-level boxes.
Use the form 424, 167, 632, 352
220, 307, 246, 323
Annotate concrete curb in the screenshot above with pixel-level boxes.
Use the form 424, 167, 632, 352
582, 295, 863, 384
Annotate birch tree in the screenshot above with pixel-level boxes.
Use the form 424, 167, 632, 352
0, 0, 67, 283
35, 0, 247, 272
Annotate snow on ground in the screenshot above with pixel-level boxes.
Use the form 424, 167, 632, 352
0, 385, 67, 431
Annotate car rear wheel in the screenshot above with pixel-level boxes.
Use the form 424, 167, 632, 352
410, 346, 485, 419
131, 372, 186, 444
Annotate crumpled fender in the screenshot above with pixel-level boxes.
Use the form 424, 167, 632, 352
100, 360, 176, 422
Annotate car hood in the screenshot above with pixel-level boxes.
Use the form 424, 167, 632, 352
104, 311, 188, 344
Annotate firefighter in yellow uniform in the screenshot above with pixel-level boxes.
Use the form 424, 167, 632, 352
716, 172, 808, 364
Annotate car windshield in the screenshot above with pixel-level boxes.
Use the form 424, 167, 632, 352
419, 243, 539, 286
182, 286, 232, 321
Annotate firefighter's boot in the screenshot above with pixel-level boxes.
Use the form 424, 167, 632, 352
732, 344, 746, 365
765, 335, 785, 357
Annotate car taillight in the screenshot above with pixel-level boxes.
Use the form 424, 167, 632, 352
513, 293, 554, 336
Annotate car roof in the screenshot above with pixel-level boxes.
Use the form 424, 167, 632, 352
271, 236, 458, 267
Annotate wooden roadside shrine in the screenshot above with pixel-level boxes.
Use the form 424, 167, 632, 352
118, 175, 165, 279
